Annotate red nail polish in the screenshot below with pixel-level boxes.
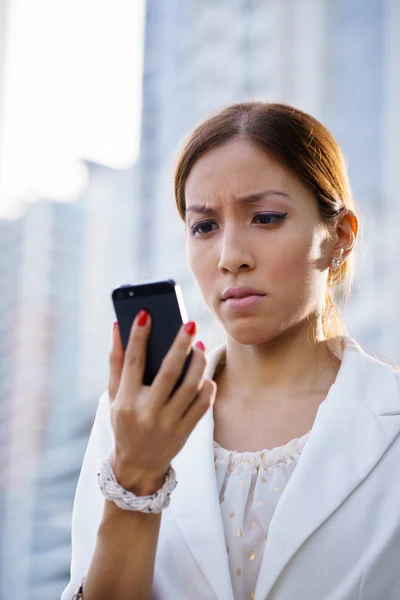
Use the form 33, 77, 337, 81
113, 321, 118, 330
195, 340, 205, 351
137, 310, 148, 327
184, 321, 196, 336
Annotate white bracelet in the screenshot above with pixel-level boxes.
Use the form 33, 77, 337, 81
97, 451, 177, 513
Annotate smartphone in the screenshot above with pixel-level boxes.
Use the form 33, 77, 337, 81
112, 279, 193, 394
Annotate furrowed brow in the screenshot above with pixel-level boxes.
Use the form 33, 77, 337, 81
185, 189, 293, 215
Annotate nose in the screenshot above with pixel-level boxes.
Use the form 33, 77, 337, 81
217, 231, 255, 274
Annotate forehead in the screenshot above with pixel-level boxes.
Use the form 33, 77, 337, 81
185, 138, 304, 205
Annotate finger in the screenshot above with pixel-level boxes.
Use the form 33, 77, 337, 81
150, 321, 197, 407
162, 345, 207, 423
179, 378, 217, 434
108, 321, 124, 401
118, 310, 152, 402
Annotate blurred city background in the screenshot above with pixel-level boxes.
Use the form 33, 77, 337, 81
0, 0, 399, 598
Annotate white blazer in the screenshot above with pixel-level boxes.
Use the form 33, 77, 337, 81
61, 337, 400, 600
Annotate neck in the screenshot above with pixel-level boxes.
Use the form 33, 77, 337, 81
216, 320, 342, 405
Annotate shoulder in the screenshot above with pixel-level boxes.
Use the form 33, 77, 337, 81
338, 336, 400, 415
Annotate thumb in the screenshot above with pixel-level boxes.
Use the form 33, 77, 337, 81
108, 321, 124, 401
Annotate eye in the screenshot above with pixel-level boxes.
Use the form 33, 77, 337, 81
253, 212, 288, 225
190, 220, 217, 236
190, 212, 288, 237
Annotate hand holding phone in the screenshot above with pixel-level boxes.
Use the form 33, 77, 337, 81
108, 281, 217, 496
112, 280, 194, 394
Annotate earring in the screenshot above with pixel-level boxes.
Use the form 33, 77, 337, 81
330, 250, 343, 270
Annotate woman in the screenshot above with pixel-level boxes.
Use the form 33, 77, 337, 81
62, 102, 400, 600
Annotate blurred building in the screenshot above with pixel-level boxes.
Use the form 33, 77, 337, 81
0, 198, 86, 599
0, 161, 136, 599
322, 0, 400, 360
0, 213, 22, 591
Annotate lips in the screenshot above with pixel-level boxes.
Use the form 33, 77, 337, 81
221, 286, 266, 301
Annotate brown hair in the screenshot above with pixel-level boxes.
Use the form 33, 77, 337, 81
174, 101, 359, 340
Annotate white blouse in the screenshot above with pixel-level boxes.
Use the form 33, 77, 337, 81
213, 431, 311, 600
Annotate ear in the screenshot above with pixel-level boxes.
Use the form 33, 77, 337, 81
331, 209, 358, 261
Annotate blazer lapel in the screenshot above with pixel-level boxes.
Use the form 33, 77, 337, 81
170, 345, 234, 600
254, 337, 400, 600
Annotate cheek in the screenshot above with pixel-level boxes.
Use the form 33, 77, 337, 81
186, 239, 198, 275
186, 240, 215, 288
187, 239, 227, 318
267, 229, 324, 290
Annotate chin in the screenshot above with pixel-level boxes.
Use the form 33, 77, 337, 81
221, 321, 284, 346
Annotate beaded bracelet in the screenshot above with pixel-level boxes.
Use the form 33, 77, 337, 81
97, 451, 177, 513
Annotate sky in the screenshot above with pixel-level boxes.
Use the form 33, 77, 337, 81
0, 0, 145, 217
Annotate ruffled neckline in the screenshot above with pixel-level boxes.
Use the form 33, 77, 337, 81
213, 430, 311, 469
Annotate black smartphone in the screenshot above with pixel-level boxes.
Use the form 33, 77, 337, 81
112, 279, 193, 394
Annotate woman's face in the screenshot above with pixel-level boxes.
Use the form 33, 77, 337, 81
185, 138, 334, 345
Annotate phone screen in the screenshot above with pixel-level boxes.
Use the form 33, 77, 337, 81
112, 279, 192, 391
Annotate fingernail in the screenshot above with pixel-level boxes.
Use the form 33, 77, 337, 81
137, 310, 148, 327
195, 340, 205, 351
113, 321, 118, 331
184, 321, 196, 336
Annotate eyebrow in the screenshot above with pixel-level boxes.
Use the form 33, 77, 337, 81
185, 189, 294, 215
